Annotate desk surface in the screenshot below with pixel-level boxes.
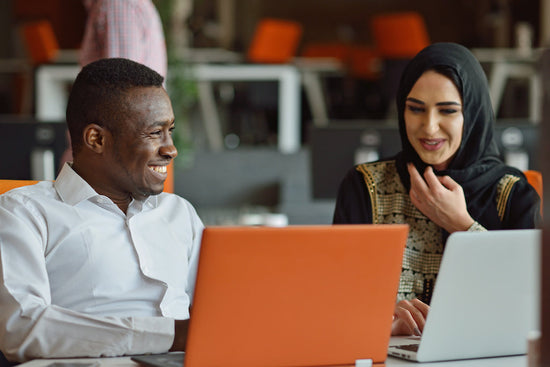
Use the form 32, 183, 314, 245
18, 355, 526, 367
471, 47, 543, 62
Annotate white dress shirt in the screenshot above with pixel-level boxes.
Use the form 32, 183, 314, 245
0, 164, 204, 362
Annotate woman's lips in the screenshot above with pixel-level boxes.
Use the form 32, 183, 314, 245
420, 139, 445, 151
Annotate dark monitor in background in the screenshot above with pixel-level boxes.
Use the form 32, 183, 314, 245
309, 121, 401, 200
309, 120, 540, 199
0, 119, 67, 180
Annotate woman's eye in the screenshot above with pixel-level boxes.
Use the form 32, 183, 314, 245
407, 105, 423, 113
440, 108, 458, 114
151, 130, 162, 136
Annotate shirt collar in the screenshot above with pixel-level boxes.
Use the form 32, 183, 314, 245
54, 163, 161, 209
54, 163, 99, 206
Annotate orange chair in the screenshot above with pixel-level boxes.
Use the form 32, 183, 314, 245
21, 20, 59, 65
301, 42, 352, 64
370, 11, 430, 59
247, 18, 303, 64
0, 180, 39, 195
0, 176, 173, 195
301, 42, 381, 80
164, 162, 174, 194
524, 169, 543, 203
369, 11, 430, 117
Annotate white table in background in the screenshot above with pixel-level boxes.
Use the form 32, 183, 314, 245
36, 64, 300, 153
191, 63, 301, 153
472, 47, 543, 123
181, 58, 342, 153
35, 59, 341, 154
35, 63, 301, 153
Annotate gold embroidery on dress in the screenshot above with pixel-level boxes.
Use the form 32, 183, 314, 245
496, 174, 520, 221
356, 162, 520, 302
356, 161, 443, 302
356, 164, 378, 224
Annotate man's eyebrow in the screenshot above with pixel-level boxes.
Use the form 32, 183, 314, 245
151, 120, 175, 127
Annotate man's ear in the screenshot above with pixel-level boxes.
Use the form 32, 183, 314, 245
83, 124, 107, 153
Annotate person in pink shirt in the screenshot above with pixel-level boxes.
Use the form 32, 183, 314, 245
80, 0, 167, 76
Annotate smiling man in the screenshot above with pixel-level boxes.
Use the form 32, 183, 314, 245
0, 58, 203, 363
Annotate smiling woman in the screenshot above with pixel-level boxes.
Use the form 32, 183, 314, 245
404, 69, 464, 171
332, 42, 541, 337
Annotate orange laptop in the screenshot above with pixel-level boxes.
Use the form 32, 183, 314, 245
184, 224, 408, 367
132, 224, 407, 367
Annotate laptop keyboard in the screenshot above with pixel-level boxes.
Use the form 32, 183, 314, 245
131, 353, 185, 367
393, 343, 419, 352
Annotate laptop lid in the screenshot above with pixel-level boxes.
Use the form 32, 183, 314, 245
392, 229, 541, 362
184, 224, 408, 367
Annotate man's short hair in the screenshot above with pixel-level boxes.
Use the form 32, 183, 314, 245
66, 58, 164, 153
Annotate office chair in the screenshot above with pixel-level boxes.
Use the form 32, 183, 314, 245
12, 20, 60, 115
524, 170, 543, 213
21, 20, 59, 65
300, 42, 385, 119
0, 179, 39, 195
230, 18, 304, 145
247, 18, 303, 64
301, 42, 381, 80
370, 11, 430, 59
0, 177, 174, 195
370, 11, 430, 118
164, 163, 174, 194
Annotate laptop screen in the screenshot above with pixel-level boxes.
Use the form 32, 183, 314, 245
185, 224, 408, 367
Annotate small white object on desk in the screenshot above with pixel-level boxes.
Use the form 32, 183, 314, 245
355, 358, 373, 367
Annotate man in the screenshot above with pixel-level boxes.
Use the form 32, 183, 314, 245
0, 58, 201, 363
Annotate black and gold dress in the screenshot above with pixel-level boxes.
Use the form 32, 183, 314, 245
333, 159, 539, 303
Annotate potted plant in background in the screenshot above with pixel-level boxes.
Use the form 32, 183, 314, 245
155, 0, 197, 168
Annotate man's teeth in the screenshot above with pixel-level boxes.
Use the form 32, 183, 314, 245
151, 166, 167, 173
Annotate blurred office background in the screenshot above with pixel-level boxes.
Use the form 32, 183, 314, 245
0, 0, 546, 225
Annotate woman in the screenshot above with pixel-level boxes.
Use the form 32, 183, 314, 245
333, 43, 541, 336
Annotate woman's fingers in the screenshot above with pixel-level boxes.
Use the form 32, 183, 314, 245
392, 299, 431, 336
410, 298, 430, 321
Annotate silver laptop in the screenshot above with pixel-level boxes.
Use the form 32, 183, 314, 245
388, 229, 541, 363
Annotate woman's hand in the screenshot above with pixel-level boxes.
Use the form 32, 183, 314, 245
392, 298, 430, 336
408, 163, 474, 233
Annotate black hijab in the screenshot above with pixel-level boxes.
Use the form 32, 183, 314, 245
395, 42, 524, 229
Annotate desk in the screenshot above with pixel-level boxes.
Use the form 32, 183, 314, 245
17, 355, 526, 366
191, 63, 301, 153
35, 64, 301, 153
472, 47, 542, 123
34, 59, 341, 154
0, 58, 33, 115
35, 64, 79, 122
